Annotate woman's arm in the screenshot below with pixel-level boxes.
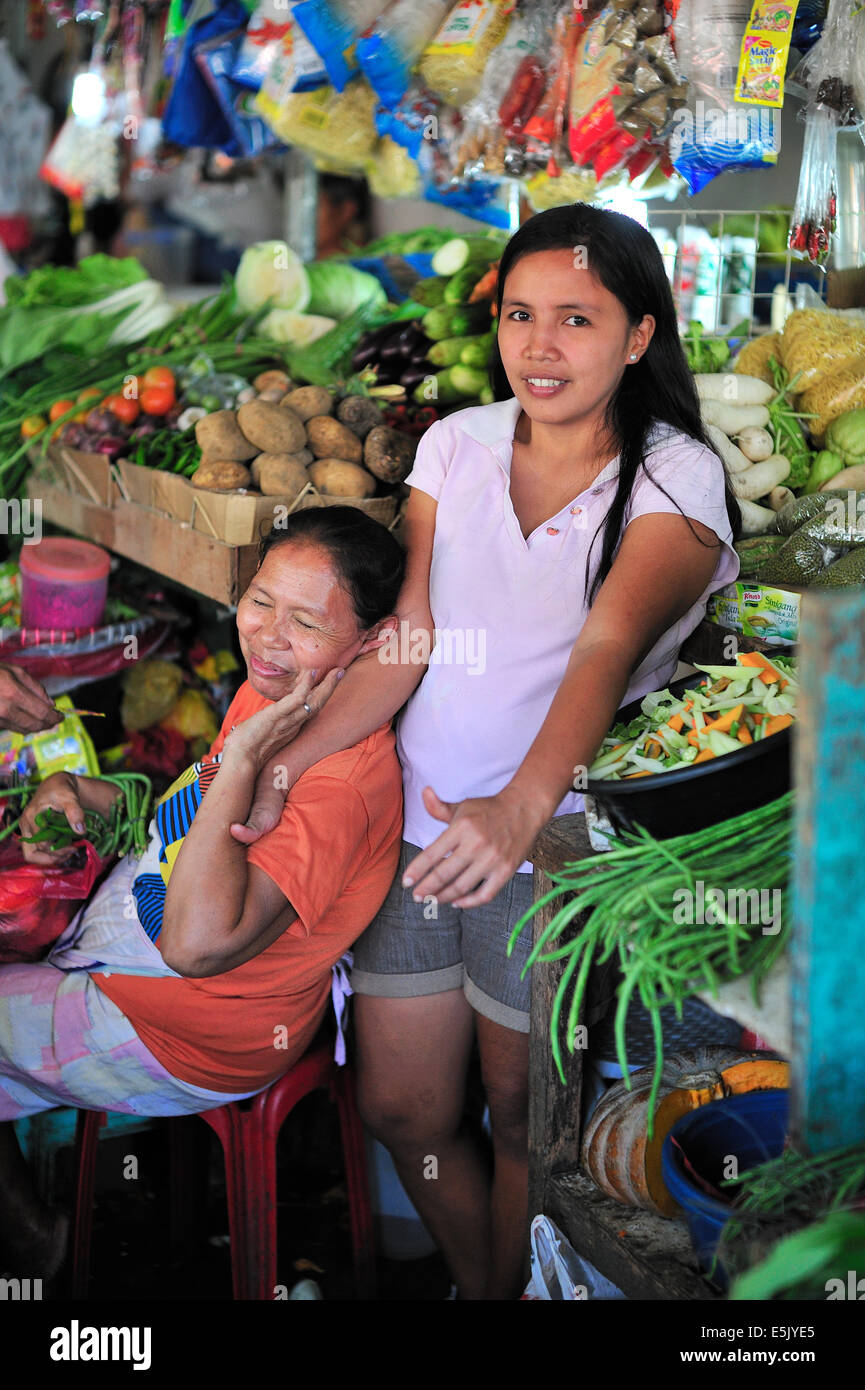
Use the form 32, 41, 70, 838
161, 670, 336, 978
230, 488, 437, 844
404, 511, 722, 907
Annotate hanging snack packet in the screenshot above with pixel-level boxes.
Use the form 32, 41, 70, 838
670, 0, 781, 194
255, 10, 328, 105
373, 81, 440, 159
292, 0, 385, 92
450, 11, 540, 181
356, 0, 452, 110
257, 78, 378, 170
419, 0, 515, 108
733, 1, 799, 107
233, 1, 296, 91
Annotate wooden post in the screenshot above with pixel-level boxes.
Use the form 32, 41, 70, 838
792, 589, 865, 1151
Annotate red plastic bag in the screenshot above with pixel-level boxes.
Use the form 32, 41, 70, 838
0, 839, 108, 963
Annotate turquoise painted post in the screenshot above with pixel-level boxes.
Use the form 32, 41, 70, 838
792, 588, 865, 1151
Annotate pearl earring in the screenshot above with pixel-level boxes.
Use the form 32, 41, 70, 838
629, 354, 637, 361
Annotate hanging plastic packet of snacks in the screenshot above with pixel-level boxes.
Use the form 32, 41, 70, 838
356, 0, 452, 110
292, 0, 385, 91
787, 1, 863, 266
670, 0, 781, 194
449, 10, 541, 181
255, 9, 328, 105
419, 0, 515, 108
568, 0, 687, 184
373, 81, 440, 159
257, 78, 379, 169
733, 1, 800, 108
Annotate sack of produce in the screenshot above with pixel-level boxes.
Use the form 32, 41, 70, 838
779, 308, 865, 393
800, 364, 865, 447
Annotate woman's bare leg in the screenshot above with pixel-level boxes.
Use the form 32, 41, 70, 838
475, 1013, 530, 1301
354, 990, 491, 1299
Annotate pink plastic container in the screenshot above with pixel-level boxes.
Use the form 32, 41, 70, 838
19, 538, 111, 631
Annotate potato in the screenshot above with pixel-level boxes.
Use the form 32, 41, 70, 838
364, 425, 417, 484
192, 459, 252, 492
254, 369, 292, 394
280, 386, 334, 421
306, 415, 363, 464
256, 453, 312, 498
336, 395, 381, 439
194, 410, 258, 462
256, 387, 288, 404
250, 447, 311, 487
237, 399, 306, 455
309, 459, 376, 498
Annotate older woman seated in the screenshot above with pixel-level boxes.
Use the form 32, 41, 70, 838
0, 506, 405, 1276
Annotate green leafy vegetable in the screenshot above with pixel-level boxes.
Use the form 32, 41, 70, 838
304, 261, 386, 320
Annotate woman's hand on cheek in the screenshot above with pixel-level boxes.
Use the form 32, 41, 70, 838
222, 666, 344, 773
402, 785, 541, 909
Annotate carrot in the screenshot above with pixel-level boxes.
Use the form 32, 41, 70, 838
666, 699, 693, 734
693, 749, 716, 763
764, 713, 793, 737
468, 261, 499, 303
737, 651, 787, 689
624, 770, 652, 778
645, 739, 663, 759
752, 711, 766, 724
703, 703, 744, 735
737, 726, 753, 744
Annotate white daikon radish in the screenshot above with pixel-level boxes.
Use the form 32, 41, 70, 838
731, 454, 791, 501
736, 425, 774, 462
768, 485, 795, 512
706, 423, 752, 474
702, 399, 771, 433
694, 373, 775, 406
738, 498, 778, 535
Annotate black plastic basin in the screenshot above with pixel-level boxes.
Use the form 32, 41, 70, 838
585, 674, 792, 841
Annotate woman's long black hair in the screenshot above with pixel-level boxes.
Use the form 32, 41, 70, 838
489, 204, 741, 602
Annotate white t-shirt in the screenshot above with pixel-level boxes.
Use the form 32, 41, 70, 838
397, 398, 739, 869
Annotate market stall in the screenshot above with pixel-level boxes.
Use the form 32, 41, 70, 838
0, 0, 864, 1317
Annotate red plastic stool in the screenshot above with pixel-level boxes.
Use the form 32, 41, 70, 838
69, 1041, 376, 1300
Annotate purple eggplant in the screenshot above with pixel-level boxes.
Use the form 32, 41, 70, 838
400, 364, 435, 392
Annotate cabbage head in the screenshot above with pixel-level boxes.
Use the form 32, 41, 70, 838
235, 241, 310, 314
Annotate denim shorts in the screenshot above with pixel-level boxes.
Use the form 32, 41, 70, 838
351, 841, 536, 1033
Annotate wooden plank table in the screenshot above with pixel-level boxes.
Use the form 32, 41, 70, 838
528, 814, 719, 1300
28, 478, 259, 607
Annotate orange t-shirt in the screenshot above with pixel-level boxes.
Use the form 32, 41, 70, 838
94, 682, 403, 1092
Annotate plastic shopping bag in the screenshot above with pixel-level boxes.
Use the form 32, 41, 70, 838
0, 839, 108, 963
522, 1215, 627, 1300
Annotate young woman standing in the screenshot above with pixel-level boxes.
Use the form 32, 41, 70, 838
232, 205, 741, 1299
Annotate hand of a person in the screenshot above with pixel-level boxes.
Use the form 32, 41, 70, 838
402, 784, 545, 909
229, 760, 295, 845
18, 772, 87, 867
222, 667, 343, 772
0, 665, 62, 735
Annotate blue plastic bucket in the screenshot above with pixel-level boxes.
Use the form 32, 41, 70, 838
661, 1090, 789, 1288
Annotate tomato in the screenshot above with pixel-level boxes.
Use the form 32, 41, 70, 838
49, 399, 76, 422
102, 394, 140, 426
77, 387, 103, 404
20, 416, 47, 438
139, 385, 175, 416
141, 366, 176, 393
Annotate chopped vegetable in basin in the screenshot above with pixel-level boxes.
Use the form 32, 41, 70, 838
588, 653, 796, 781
